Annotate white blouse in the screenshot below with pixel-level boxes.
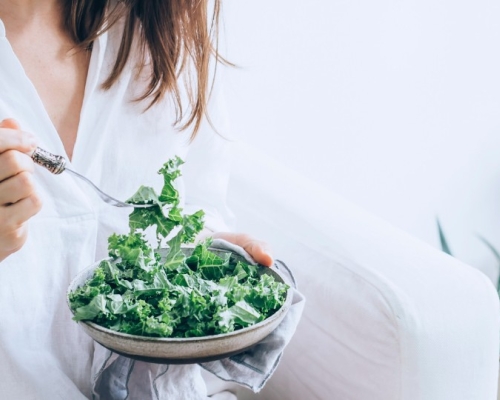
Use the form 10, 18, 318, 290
0, 19, 235, 399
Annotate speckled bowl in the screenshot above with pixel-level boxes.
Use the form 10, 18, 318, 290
67, 247, 293, 364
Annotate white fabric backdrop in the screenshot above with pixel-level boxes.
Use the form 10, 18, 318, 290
221, 0, 500, 284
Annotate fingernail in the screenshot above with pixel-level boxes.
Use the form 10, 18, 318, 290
265, 256, 274, 267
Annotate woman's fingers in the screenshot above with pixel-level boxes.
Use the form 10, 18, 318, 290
1, 118, 21, 130
0, 127, 36, 154
0, 194, 43, 231
0, 150, 35, 182
0, 188, 42, 262
0, 171, 36, 205
0, 119, 41, 261
212, 232, 274, 267
0, 224, 28, 255
242, 240, 274, 267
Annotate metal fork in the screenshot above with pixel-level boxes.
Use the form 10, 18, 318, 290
31, 147, 154, 209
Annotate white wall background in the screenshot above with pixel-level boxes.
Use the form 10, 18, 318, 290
220, 1, 500, 282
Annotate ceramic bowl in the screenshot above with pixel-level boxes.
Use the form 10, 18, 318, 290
67, 247, 293, 364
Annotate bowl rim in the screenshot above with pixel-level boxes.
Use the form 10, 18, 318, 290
67, 246, 294, 343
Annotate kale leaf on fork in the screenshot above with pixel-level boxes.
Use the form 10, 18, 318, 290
68, 157, 288, 338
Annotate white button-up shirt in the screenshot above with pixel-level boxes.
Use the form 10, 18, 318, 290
0, 19, 234, 399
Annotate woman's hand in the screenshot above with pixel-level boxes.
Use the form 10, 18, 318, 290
212, 232, 274, 267
0, 119, 42, 262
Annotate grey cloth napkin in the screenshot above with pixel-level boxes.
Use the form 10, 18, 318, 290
91, 239, 305, 399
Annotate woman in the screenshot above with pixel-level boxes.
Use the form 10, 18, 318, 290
0, 0, 274, 398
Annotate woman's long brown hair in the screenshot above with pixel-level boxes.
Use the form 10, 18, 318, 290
64, 0, 226, 139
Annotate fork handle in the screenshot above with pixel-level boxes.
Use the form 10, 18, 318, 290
31, 147, 67, 175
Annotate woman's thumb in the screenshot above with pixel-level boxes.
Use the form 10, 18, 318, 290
0, 118, 21, 130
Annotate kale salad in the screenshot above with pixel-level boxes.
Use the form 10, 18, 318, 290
68, 157, 289, 338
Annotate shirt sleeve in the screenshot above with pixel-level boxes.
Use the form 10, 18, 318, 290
180, 78, 235, 233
